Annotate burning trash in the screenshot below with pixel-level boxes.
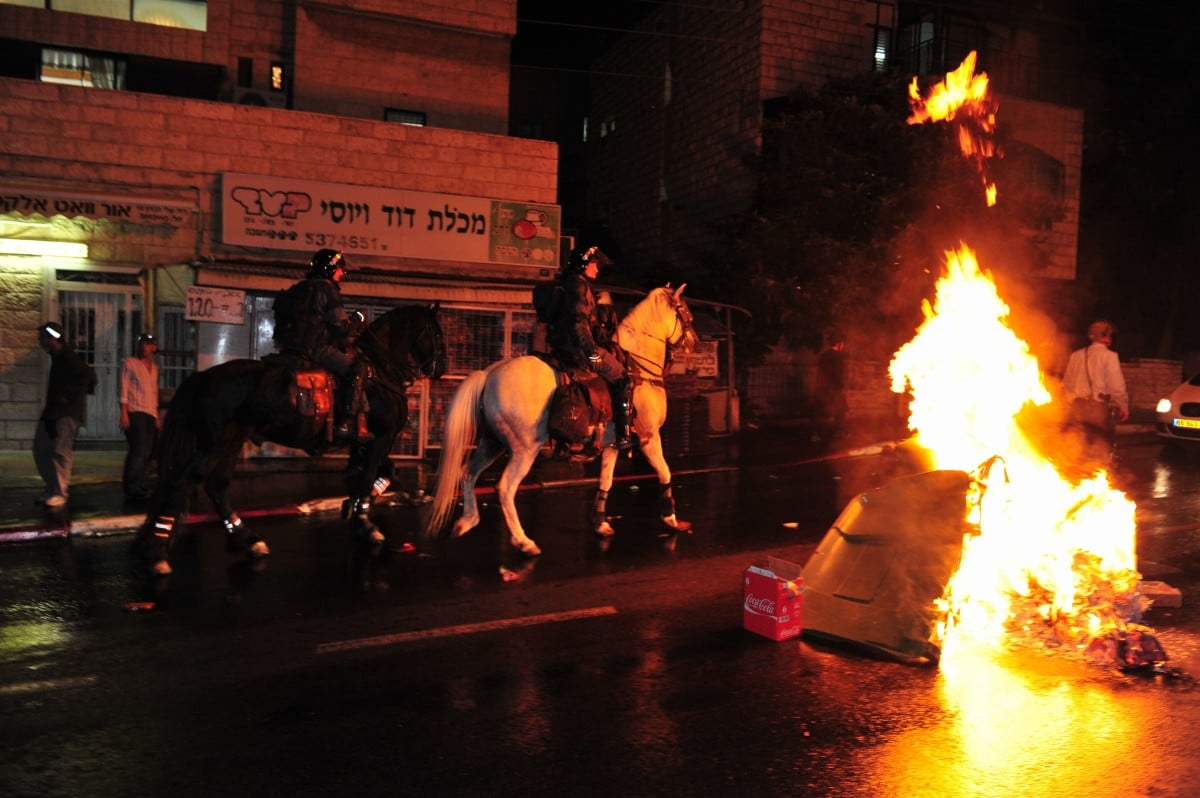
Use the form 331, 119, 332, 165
801, 245, 1169, 671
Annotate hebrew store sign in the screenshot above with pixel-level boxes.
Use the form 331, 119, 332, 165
219, 172, 560, 270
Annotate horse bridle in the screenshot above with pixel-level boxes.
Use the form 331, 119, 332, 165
409, 309, 444, 381
620, 290, 697, 381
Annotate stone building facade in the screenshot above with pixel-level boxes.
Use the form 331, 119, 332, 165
0, 1, 558, 452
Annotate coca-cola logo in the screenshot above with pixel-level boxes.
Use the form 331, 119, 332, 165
744, 593, 777, 616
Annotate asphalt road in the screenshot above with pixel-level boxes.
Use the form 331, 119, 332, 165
3, 433, 1200, 797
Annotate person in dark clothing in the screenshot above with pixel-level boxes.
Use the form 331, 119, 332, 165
544, 245, 632, 450
273, 248, 373, 443
34, 321, 97, 508
813, 329, 848, 443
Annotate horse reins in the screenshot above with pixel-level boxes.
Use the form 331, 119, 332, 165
619, 295, 694, 385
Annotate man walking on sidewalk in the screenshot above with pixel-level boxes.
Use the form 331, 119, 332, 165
34, 321, 96, 509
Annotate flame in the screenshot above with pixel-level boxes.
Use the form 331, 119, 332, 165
890, 244, 1145, 661
908, 51, 999, 206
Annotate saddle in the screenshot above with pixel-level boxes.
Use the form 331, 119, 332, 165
536, 352, 612, 461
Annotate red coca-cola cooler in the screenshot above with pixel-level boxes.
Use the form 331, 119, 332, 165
743, 556, 804, 641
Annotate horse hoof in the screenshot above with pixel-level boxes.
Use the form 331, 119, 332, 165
659, 515, 693, 536
593, 520, 615, 538
152, 560, 172, 577
518, 542, 542, 558
248, 539, 270, 557
452, 519, 475, 538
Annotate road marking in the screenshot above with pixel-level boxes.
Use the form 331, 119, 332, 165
315, 605, 619, 655
0, 674, 98, 695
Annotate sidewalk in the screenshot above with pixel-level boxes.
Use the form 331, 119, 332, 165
0, 449, 399, 543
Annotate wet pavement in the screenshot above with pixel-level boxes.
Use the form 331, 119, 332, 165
0, 414, 927, 543
5, 414, 1200, 798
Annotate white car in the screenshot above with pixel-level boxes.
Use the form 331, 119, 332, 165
1156, 373, 1200, 445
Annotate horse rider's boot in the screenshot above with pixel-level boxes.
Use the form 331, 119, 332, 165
334, 361, 374, 444
611, 377, 634, 451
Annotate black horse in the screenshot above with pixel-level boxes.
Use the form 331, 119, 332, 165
137, 303, 446, 575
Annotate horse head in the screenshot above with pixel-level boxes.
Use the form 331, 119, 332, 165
412, 301, 447, 379
366, 302, 446, 383
662, 283, 699, 353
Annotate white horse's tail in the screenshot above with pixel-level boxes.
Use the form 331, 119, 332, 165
426, 369, 488, 536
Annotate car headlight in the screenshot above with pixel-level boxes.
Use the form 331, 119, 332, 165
1156, 397, 1173, 413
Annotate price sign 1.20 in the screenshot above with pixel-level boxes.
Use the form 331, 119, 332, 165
185, 286, 246, 325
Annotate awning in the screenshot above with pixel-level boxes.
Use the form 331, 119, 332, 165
194, 262, 537, 306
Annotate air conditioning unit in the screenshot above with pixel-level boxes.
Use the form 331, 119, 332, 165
233, 87, 287, 109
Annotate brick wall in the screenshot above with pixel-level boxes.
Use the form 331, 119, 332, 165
0, 76, 556, 448
0, 1, 516, 129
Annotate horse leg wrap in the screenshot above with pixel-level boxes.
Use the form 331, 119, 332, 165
148, 515, 176, 575
223, 513, 246, 553
658, 483, 692, 533
658, 484, 676, 518
152, 515, 176, 541
350, 496, 372, 518
222, 513, 244, 536
589, 488, 609, 527
371, 476, 391, 497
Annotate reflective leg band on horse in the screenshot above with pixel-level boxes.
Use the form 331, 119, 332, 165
658, 484, 675, 517
590, 488, 608, 524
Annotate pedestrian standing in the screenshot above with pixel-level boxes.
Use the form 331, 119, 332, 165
34, 321, 97, 509
1062, 319, 1129, 457
120, 332, 160, 501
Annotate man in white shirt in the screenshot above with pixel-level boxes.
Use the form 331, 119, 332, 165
120, 332, 160, 502
1062, 320, 1128, 449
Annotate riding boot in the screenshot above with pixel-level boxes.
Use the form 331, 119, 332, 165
335, 364, 374, 444
611, 377, 633, 450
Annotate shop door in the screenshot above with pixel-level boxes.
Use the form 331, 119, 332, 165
58, 288, 143, 442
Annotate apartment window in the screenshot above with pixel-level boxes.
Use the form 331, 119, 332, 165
41, 47, 126, 89
869, 2, 896, 73
384, 108, 426, 126
0, 1, 207, 31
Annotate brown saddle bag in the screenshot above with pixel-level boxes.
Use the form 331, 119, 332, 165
547, 370, 612, 459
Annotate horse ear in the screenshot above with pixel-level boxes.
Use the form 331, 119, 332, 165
673, 283, 687, 300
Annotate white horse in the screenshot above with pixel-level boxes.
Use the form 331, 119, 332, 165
426, 284, 700, 557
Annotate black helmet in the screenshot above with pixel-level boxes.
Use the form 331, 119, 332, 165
136, 333, 157, 346
565, 245, 612, 274
308, 249, 346, 280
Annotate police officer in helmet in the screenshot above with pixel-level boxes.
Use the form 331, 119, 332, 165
275, 248, 373, 443
546, 245, 633, 450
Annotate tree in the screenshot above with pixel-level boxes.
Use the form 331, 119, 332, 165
694, 73, 1044, 365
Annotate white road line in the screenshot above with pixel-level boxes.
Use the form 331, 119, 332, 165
0, 674, 98, 695
315, 605, 619, 655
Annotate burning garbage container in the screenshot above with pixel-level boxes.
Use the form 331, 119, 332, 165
800, 469, 972, 664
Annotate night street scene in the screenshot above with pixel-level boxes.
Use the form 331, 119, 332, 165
5, 1, 1200, 797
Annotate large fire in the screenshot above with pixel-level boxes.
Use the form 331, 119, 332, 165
889, 244, 1147, 662
908, 50, 999, 207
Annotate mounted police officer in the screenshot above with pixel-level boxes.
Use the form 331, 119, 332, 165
273, 248, 373, 444
544, 245, 633, 450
